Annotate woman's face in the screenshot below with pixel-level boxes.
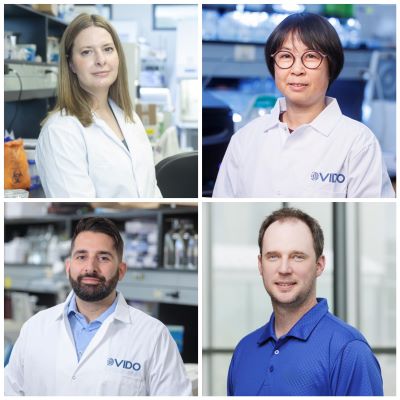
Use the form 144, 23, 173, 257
69, 26, 119, 97
273, 34, 329, 109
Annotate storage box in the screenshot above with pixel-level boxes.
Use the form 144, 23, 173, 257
136, 104, 157, 126
31, 4, 58, 16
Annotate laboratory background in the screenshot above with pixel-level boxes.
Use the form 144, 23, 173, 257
4, 202, 198, 394
203, 202, 396, 395
4, 3, 198, 198
202, 4, 396, 196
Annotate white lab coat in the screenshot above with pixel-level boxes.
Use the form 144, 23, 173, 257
5, 292, 191, 396
36, 99, 162, 198
213, 97, 394, 198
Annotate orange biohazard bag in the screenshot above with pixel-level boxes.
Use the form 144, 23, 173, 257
4, 139, 31, 190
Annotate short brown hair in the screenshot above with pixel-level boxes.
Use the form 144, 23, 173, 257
43, 13, 134, 127
70, 217, 124, 261
258, 207, 324, 258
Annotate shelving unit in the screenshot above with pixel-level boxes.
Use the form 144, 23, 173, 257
4, 4, 67, 138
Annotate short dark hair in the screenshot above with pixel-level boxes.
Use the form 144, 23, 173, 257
70, 217, 124, 261
258, 207, 324, 259
264, 12, 344, 86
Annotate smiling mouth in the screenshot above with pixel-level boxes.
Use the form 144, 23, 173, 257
275, 282, 296, 288
289, 83, 308, 87
81, 277, 102, 284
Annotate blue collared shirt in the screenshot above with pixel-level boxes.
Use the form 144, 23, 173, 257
67, 294, 118, 361
227, 298, 383, 396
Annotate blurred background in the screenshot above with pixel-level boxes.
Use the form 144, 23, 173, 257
4, 202, 198, 394
202, 4, 396, 195
4, 3, 198, 197
202, 202, 395, 395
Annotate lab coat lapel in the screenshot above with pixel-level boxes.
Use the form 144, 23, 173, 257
54, 302, 80, 383
76, 315, 114, 368
92, 107, 130, 156
109, 100, 150, 197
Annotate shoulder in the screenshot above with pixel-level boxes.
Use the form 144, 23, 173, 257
337, 115, 377, 145
39, 111, 86, 140
234, 114, 274, 139
21, 303, 64, 332
321, 311, 369, 346
42, 110, 83, 130
234, 323, 268, 353
126, 305, 166, 334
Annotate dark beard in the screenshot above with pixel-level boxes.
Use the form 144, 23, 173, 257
69, 269, 119, 302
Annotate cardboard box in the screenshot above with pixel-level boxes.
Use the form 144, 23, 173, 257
136, 104, 157, 126
31, 4, 58, 16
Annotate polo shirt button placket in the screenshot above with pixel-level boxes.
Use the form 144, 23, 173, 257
274, 349, 280, 355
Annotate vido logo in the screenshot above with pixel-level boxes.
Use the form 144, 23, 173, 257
107, 357, 141, 371
311, 172, 345, 183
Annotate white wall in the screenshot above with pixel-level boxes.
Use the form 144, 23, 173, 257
111, 4, 177, 86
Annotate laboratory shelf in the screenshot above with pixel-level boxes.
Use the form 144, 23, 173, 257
4, 264, 69, 295
203, 41, 377, 80
4, 264, 197, 306
4, 4, 67, 138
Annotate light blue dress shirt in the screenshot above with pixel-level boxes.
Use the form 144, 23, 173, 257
67, 294, 118, 361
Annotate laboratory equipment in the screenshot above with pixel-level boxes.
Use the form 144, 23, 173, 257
163, 219, 198, 269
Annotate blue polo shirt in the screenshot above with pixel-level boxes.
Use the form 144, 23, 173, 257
227, 298, 383, 396
67, 294, 118, 361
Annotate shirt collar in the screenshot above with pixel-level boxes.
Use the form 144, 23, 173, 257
258, 298, 329, 345
265, 97, 342, 137
67, 293, 118, 324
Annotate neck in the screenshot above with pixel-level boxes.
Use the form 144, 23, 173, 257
75, 291, 117, 323
90, 91, 110, 113
273, 296, 318, 339
283, 98, 326, 130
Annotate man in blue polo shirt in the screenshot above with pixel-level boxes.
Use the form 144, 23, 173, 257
227, 208, 383, 396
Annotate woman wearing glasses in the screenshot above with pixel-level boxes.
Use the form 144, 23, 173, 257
213, 12, 394, 198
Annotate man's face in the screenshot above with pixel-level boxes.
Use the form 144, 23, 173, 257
258, 219, 325, 309
66, 231, 126, 302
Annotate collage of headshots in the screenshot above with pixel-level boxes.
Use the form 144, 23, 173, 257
2, 1, 397, 397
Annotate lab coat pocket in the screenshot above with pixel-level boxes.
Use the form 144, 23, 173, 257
101, 371, 144, 396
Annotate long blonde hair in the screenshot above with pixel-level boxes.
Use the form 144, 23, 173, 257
43, 13, 134, 127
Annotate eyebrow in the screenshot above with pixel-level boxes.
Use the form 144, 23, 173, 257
280, 46, 312, 52
78, 43, 115, 50
72, 249, 114, 257
264, 250, 308, 256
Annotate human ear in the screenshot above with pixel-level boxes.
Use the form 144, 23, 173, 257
316, 255, 326, 277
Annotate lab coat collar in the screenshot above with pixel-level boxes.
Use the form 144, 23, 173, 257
266, 97, 342, 137
57, 290, 131, 324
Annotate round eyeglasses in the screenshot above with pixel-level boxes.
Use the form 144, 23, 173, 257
271, 50, 327, 70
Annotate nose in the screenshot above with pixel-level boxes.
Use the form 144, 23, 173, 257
277, 256, 293, 274
84, 256, 99, 274
94, 49, 106, 66
290, 56, 305, 75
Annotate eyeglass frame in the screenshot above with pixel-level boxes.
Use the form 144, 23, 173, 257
271, 50, 328, 70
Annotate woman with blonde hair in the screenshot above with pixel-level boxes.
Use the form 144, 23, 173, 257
36, 13, 162, 198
